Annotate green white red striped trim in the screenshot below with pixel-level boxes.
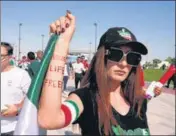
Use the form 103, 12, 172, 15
62, 100, 79, 125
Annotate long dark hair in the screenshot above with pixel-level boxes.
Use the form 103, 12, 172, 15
80, 46, 144, 135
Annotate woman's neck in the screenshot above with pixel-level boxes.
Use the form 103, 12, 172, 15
109, 80, 128, 107
109, 80, 121, 94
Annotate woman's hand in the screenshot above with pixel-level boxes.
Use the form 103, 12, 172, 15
1, 104, 18, 117
49, 10, 75, 44
142, 86, 162, 99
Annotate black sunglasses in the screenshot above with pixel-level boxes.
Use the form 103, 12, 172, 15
1, 54, 9, 61
106, 47, 141, 66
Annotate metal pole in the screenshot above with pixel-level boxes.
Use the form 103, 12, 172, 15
89, 42, 92, 53
94, 23, 97, 54
16, 45, 18, 60
89, 42, 92, 60
18, 23, 22, 61
145, 42, 149, 62
41, 34, 44, 52
12, 44, 15, 58
174, 44, 176, 66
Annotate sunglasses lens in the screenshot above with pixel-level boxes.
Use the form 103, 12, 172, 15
108, 49, 123, 62
127, 52, 141, 66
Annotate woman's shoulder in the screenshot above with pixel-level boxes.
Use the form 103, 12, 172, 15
69, 86, 96, 106
69, 87, 92, 99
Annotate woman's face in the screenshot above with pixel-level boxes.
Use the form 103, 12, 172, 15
1, 46, 10, 71
106, 45, 133, 82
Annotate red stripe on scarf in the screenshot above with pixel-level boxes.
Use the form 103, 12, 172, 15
61, 104, 72, 127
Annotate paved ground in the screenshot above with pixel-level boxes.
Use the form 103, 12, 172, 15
47, 79, 175, 135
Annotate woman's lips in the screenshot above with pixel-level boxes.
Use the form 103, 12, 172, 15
114, 70, 126, 75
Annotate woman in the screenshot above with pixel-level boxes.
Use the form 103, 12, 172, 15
38, 11, 161, 135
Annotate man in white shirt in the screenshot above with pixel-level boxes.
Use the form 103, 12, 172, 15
1, 42, 31, 135
63, 58, 70, 91
72, 56, 85, 89
36, 50, 43, 62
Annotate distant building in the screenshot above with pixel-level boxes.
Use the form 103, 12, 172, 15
157, 61, 170, 69
140, 60, 146, 66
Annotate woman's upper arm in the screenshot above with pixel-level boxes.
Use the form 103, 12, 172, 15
38, 93, 84, 130
66, 93, 84, 117
55, 93, 84, 128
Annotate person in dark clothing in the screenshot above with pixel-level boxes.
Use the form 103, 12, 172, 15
162, 64, 166, 71
165, 64, 176, 90
26, 51, 40, 78
38, 12, 162, 135
166, 74, 176, 89
27, 51, 36, 61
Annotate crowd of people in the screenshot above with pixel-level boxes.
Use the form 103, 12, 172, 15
1, 11, 175, 136
8, 49, 90, 90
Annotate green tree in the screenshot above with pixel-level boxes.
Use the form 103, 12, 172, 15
171, 58, 175, 64
152, 59, 161, 68
165, 57, 175, 64
144, 61, 154, 69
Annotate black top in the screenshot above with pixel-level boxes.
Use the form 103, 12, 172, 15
70, 87, 150, 136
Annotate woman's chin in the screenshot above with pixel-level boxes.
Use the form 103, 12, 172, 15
111, 75, 126, 83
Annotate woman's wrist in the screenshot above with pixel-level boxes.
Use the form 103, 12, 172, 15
54, 41, 69, 56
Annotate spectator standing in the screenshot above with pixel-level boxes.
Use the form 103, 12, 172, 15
1, 42, 31, 135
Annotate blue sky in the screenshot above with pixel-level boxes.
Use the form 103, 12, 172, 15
1, 1, 175, 61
